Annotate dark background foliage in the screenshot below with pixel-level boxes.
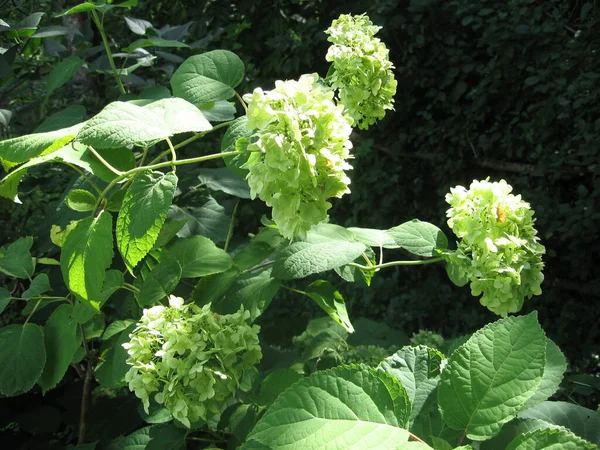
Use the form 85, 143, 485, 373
0, 0, 599, 445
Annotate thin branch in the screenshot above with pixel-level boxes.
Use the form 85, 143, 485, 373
348, 256, 445, 271
87, 145, 123, 176
224, 201, 239, 253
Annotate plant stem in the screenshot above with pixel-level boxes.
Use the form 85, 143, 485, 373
87, 145, 123, 176
65, 163, 102, 194
457, 429, 467, 447
93, 150, 242, 214
91, 10, 126, 95
78, 326, 93, 445
224, 201, 239, 253
166, 137, 177, 173
348, 256, 445, 271
138, 146, 149, 167
235, 91, 248, 112
122, 282, 140, 294
281, 285, 306, 296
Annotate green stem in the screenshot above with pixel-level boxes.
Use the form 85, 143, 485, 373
166, 137, 177, 173
93, 150, 242, 214
281, 285, 306, 296
91, 10, 126, 95
65, 163, 102, 194
88, 145, 123, 176
122, 282, 140, 294
224, 201, 239, 253
235, 91, 248, 113
348, 256, 445, 271
138, 146, 149, 167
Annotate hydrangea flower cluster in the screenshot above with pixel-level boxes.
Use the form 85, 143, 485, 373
243, 73, 353, 239
325, 14, 397, 129
123, 296, 261, 427
445, 179, 545, 316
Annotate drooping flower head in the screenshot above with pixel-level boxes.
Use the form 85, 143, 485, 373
243, 73, 354, 239
123, 296, 261, 427
445, 179, 545, 316
325, 14, 397, 129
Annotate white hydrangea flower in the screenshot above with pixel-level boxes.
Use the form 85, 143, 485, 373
123, 296, 262, 427
243, 73, 353, 239
445, 179, 545, 316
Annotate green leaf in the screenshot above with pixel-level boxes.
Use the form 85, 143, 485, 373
0, 288, 10, 315
256, 369, 304, 407
123, 37, 190, 53
378, 346, 443, 425
170, 198, 230, 244
117, 171, 178, 272
45, 56, 83, 99
197, 167, 250, 198
221, 116, 253, 178
438, 312, 546, 440
104, 424, 186, 450
245, 365, 409, 449
166, 235, 232, 278
192, 268, 239, 306
0, 141, 95, 202
39, 304, 80, 392
57, 2, 97, 16
505, 427, 596, 450
200, 100, 236, 122
388, 220, 448, 257
77, 101, 170, 149
35, 105, 86, 133
171, 50, 244, 105
135, 252, 181, 307
124, 16, 153, 35
233, 240, 274, 271
522, 338, 567, 409
102, 320, 135, 340
0, 123, 83, 171
305, 222, 357, 244
519, 401, 600, 446
0, 236, 35, 279
480, 417, 562, 450
273, 240, 366, 280
22, 273, 51, 299
143, 98, 211, 134
60, 211, 114, 301
230, 404, 260, 442
212, 267, 279, 321
0, 323, 46, 396
304, 280, 353, 332
95, 325, 134, 388
82, 146, 136, 182
66, 189, 97, 212
347, 227, 399, 249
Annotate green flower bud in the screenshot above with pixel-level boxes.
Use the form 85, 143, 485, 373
445, 179, 545, 316
243, 73, 353, 239
123, 296, 262, 427
325, 14, 397, 129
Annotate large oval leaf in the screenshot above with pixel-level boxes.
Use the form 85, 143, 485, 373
166, 235, 232, 278
522, 338, 567, 409
273, 241, 367, 280
171, 50, 244, 105
0, 323, 46, 396
143, 97, 212, 135
117, 171, 178, 273
39, 304, 80, 393
379, 346, 443, 425
519, 401, 600, 446
77, 101, 170, 149
387, 220, 448, 257
244, 365, 410, 449
506, 427, 596, 450
60, 211, 114, 302
438, 312, 545, 440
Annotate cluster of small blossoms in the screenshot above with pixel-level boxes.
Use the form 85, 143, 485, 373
325, 14, 397, 129
243, 73, 353, 239
445, 179, 545, 316
123, 296, 261, 427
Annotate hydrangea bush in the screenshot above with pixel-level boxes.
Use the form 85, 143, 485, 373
0, 8, 594, 450
123, 296, 261, 427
